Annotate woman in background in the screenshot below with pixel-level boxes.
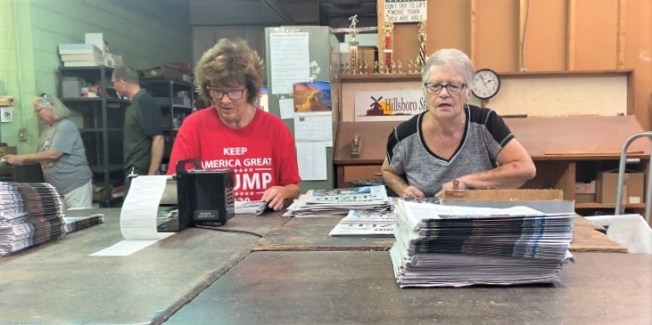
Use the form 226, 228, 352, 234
3, 93, 93, 209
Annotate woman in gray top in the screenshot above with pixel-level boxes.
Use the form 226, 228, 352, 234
4, 93, 92, 209
382, 49, 536, 198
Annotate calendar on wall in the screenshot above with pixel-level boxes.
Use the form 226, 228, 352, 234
293, 111, 333, 145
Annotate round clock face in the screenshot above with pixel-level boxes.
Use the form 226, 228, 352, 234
471, 69, 500, 100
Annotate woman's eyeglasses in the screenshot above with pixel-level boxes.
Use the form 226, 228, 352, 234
206, 87, 246, 101
424, 83, 466, 94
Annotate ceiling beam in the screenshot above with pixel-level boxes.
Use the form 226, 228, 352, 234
260, 0, 294, 25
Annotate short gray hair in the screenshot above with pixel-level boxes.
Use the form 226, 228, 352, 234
112, 65, 139, 84
34, 93, 70, 120
422, 49, 475, 86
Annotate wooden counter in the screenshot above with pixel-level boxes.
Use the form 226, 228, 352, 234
254, 215, 626, 253
166, 251, 652, 325
0, 208, 289, 325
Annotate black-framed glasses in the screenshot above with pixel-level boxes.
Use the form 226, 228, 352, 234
206, 87, 246, 101
424, 83, 466, 94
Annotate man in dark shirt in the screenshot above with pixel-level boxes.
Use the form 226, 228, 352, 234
112, 65, 164, 193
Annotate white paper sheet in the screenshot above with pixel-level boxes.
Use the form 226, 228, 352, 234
293, 111, 333, 145
91, 175, 174, 257
279, 97, 295, 119
90, 236, 171, 257
296, 141, 328, 180
269, 32, 310, 94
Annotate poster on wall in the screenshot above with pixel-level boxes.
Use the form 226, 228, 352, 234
385, 0, 427, 23
293, 81, 331, 112
269, 32, 310, 95
354, 90, 426, 122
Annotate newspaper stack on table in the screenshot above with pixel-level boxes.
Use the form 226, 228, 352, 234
0, 182, 66, 256
286, 185, 392, 217
389, 199, 575, 288
234, 200, 268, 216
329, 210, 395, 237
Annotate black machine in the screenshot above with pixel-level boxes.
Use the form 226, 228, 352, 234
0, 163, 45, 183
158, 159, 234, 232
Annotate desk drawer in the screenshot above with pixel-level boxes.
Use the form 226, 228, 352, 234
343, 165, 382, 184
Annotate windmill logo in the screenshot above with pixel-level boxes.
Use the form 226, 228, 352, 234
366, 96, 392, 116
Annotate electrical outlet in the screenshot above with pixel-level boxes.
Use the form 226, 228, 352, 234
18, 128, 27, 142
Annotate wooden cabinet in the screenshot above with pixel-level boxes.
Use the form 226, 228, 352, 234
334, 116, 650, 218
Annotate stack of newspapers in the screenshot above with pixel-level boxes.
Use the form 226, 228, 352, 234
234, 200, 268, 216
286, 185, 392, 217
0, 182, 66, 256
390, 199, 575, 288
329, 210, 395, 236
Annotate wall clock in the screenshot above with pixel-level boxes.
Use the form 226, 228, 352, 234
471, 68, 501, 100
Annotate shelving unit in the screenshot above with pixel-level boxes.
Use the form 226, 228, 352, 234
58, 66, 128, 206
140, 79, 194, 172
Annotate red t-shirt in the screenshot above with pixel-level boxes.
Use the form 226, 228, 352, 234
167, 107, 301, 201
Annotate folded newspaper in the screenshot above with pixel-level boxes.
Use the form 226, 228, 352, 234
234, 201, 268, 216
329, 210, 395, 236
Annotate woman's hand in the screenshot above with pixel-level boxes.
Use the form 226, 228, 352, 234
3, 155, 24, 165
261, 186, 286, 211
400, 185, 425, 199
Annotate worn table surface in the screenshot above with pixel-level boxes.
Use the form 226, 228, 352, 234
0, 208, 289, 325
254, 216, 394, 251
254, 215, 626, 253
166, 251, 652, 325
0, 208, 630, 324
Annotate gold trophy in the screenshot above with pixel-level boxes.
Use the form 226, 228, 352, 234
383, 19, 394, 74
416, 22, 427, 74
348, 14, 359, 74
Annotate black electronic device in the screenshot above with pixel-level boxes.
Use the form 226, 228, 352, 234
175, 159, 234, 229
0, 163, 45, 183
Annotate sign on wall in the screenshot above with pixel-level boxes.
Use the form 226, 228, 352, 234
385, 0, 427, 23
354, 90, 426, 121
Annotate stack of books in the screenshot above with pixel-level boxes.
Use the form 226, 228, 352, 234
0, 182, 66, 256
390, 199, 575, 288
58, 44, 105, 67
286, 185, 392, 217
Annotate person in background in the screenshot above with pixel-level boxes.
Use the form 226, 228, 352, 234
112, 65, 164, 194
167, 38, 301, 211
3, 93, 92, 209
382, 48, 536, 198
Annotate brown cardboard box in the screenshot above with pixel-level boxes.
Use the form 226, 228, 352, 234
139, 66, 183, 81
575, 193, 596, 203
0, 146, 17, 156
597, 171, 645, 204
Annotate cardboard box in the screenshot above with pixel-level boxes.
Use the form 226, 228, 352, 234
575, 181, 596, 194
0, 146, 17, 156
597, 171, 645, 204
139, 66, 183, 81
575, 193, 596, 203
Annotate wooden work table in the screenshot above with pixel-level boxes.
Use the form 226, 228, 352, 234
166, 251, 651, 325
0, 208, 634, 324
254, 215, 626, 253
0, 208, 289, 325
